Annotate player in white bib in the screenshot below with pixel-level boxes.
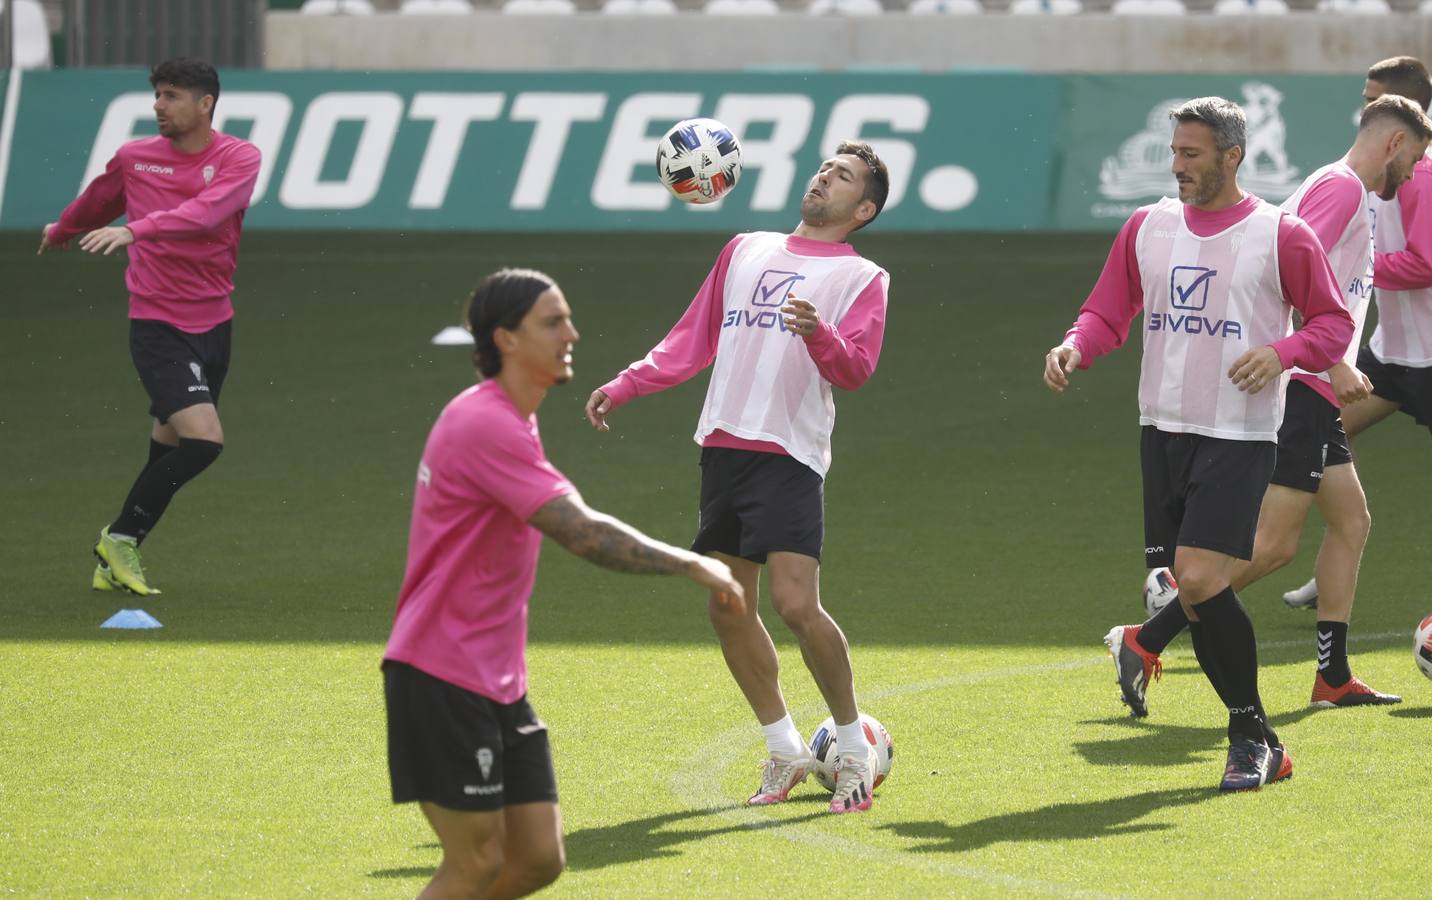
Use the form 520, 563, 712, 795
1103, 95, 1432, 718
1285, 56, 1432, 610
585, 142, 891, 813
1045, 98, 1354, 791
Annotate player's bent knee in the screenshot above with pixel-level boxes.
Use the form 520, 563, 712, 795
1259, 540, 1299, 574
772, 597, 823, 634
1331, 506, 1372, 544
1173, 571, 1225, 605
445, 845, 503, 893
518, 851, 564, 892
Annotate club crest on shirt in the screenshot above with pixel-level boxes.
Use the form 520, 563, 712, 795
202, 165, 215, 185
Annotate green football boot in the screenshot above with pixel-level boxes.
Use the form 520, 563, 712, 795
92, 562, 121, 592
93, 526, 161, 596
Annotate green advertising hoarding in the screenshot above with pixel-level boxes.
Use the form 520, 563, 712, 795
1052, 74, 1361, 230
0, 70, 1362, 232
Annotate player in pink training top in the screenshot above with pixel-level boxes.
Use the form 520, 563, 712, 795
384, 268, 742, 900
1044, 98, 1354, 792
584, 141, 891, 814
1102, 95, 1432, 720
37, 58, 260, 597
1284, 56, 1432, 610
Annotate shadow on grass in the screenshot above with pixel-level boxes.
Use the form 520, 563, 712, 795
563, 805, 824, 872
1387, 706, 1432, 719
878, 786, 1212, 853
1073, 706, 1320, 767
369, 865, 434, 879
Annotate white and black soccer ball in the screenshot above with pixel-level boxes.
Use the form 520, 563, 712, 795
1144, 567, 1179, 618
808, 713, 893, 792
655, 118, 742, 204
1415, 614, 1432, 680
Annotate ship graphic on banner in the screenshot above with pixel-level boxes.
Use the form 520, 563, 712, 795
1096, 82, 1302, 214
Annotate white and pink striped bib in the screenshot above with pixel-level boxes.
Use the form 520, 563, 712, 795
1370, 192, 1432, 366
1134, 196, 1291, 442
1282, 162, 1374, 381
695, 232, 885, 477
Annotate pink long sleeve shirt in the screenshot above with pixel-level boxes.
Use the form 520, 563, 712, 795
1370, 157, 1432, 365
600, 233, 888, 472
50, 132, 261, 333
1283, 163, 1374, 407
1065, 195, 1352, 376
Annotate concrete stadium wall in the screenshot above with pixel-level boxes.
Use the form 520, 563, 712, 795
264, 12, 1432, 73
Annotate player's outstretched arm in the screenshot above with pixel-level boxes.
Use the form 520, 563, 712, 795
1043, 343, 1081, 394
584, 390, 612, 432
529, 494, 745, 609
37, 223, 70, 255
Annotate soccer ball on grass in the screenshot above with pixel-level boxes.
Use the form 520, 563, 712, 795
655, 118, 742, 204
808, 713, 893, 791
1415, 614, 1432, 680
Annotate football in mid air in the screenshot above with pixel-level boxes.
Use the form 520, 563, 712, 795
655, 118, 742, 204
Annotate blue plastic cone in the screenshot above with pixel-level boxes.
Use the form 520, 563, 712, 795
101, 609, 163, 629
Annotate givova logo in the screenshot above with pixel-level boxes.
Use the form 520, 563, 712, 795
1148, 265, 1244, 337
1169, 265, 1215, 310
82, 89, 980, 218
723, 269, 805, 332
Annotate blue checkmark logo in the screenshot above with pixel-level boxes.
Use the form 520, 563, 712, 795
752, 270, 805, 308
1170, 266, 1217, 311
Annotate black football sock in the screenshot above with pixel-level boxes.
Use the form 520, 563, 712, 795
1316, 621, 1351, 687
1187, 621, 1230, 706
112, 440, 179, 542
1193, 587, 1277, 746
1137, 596, 1189, 655
110, 438, 223, 542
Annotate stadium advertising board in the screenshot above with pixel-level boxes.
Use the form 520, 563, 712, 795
1053, 74, 1359, 230
0, 70, 1358, 231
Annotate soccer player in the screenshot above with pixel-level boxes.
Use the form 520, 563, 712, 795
37, 58, 260, 597
583, 142, 891, 814
1284, 56, 1432, 609
1103, 95, 1432, 719
383, 268, 743, 899
1044, 98, 1354, 791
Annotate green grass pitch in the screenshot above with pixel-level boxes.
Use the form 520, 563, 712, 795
1, 230, 1428, 896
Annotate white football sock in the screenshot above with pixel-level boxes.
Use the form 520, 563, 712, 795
760, 714, 806, 758
835, 718, 867, 760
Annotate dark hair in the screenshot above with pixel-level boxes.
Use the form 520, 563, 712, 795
1360, 93, 1432, 142
1368, 56, 1432, 113
835, 140, 890, 230
149, 58, 221, 117
1169, 97, 1246, 160
465, 268, 556, 378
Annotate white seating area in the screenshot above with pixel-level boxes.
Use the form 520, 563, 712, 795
293, 0, 1421, 10
2, 0, 52, 68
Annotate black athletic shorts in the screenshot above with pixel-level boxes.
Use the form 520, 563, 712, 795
1357, 345, 1432, 435
383, 660, 558, 812
1140, 426, 1277, 568
1270, 378, 1353, 493
692, 446, 823, 563
129, 318, 231, 424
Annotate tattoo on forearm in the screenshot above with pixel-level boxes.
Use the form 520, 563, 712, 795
531, 497, 690, 575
